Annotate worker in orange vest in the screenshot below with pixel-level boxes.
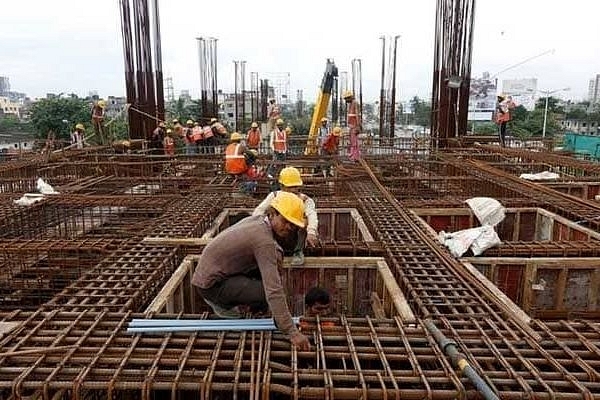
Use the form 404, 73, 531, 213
267, 98, 281, 134
495, 95, 516, 147
202, 124, 216, 154
225, 132, 250, 176
183, 120, 197, 155
163, 129, 175, 156
343, 91, 361, 161
192, 122, 204, 153
246, 122, 262, 152
210, 118, 229, 145
269, 118, 287, 177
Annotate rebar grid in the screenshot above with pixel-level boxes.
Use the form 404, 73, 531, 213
42, 243, 180, 312
0, 312, 599, 399
0, 239, 118, 310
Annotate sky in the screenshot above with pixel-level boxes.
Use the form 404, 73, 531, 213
1, 0, 599, 103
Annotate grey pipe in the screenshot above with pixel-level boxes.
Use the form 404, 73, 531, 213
424, 319, 499, 400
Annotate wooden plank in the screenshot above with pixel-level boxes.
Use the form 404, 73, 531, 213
0, 322, 19, 336
461, 261, 533, 327
377, 261, 416, 324
145, 256, 195, 313
521, 262, 537, 313
143, 237, 211, 246
350, 209, 375, 241
370, 292, 387, 319
463, 257, 600, 267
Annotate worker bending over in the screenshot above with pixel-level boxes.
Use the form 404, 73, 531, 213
253, 167, 318, 266
191, 191, 311, 351
225, 132, 257, 176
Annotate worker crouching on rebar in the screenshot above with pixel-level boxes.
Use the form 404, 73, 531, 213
252, 167, 318, 266
191, 191, 311, 351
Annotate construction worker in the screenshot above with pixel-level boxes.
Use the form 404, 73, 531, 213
252, 166, 318, 266
225, 132, 250, 176
343, 91, 361, 161
322, 126, 342, 156
495, 95, 516, 147
318, 117, 329, 152
91, 99, 106, 145
192, 122, 204, 153
202, 123, 216, 154
210, 117, 228, 145
70, 123, 85, 149
172, 118, 183, 135
163, 129, 175, 156
267, 98, 281, 134
150, 122, 166, 155
191, 191, 312, 351
300, 287, 334, 331
246, 122, 262, 152
183, 120, 197, 155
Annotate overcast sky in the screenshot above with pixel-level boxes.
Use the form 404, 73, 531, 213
1, 0, 599, 102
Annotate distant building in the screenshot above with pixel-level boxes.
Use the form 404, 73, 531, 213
105, 96, 127, 119
0, 96, 22, 119
588, 74, 600, 104
0, 77, 9, 96
562, 119, 599, 136
502, 78, 537, 111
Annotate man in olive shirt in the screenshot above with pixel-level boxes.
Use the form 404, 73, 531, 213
192, 191, 311, 351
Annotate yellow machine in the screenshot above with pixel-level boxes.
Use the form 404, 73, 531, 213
304, 59, 338, 155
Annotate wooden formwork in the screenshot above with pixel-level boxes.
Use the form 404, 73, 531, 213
146, 255, 415, 323
413, 207, 600, 242
463, 257, 600, 319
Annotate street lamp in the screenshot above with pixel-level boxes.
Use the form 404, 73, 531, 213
540, 87, 570, 138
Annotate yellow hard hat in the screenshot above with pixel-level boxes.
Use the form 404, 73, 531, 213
332, 126, 342, 136
285, 126, 292, 133
186, 120, 194, 125
251, 122, 259, 128
166, 129, 172, 134
342, 90, 354, 99
248, 149, 258, 156
172, 118, 179, 124
270, 191, 306, 228
278, 166, 303, 187
75, 123, 85, 130
276, 118, 284, 126
210, 118, 218, 124
321, 117, 328, 123
97, 100, 107, 108
230, 132, 243, 141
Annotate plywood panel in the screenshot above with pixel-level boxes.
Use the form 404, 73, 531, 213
496, 212, 515, 240
564, 269, 591, 310
429, 216, 454, 233
318, 213, 332, 241
518, 211, 537, 241
534, 269, 559, 309
496, 265, 523, 303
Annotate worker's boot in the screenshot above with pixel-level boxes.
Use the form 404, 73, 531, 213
291, 251, 305, 266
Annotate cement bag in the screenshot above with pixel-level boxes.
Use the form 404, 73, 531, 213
36, 178, 59, 194
465, 197, 505, 227
519, 171, 560, 181
438, 227, 484, 258
470, 225, 501, 256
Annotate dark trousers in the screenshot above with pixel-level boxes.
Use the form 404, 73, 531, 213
197, 271, 268, 313
499, 122, 507, 147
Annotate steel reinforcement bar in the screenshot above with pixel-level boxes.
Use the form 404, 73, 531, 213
0, 312, 598, 399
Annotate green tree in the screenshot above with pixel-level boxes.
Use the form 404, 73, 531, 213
410, 96, 432, 128
29, 97, 90, 140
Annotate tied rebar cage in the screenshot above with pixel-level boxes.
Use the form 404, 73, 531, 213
431, 0, 476, 148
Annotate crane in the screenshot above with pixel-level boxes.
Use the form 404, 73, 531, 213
304, 59, 338, 155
